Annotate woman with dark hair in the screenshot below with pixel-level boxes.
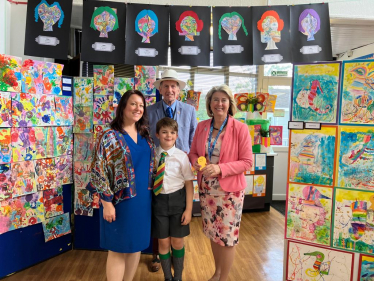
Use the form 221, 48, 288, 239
87, 90, 155, 281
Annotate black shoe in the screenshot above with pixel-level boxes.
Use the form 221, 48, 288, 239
164, 279, 173, 281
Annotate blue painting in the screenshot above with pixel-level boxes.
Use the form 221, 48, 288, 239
359, 254, 374, 280
42, 212, 71, 242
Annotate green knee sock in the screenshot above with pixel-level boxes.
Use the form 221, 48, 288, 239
159, 252, 172, 279
172, 246, 185, 280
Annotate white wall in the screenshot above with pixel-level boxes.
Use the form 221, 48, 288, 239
272, 147, 288, 200
0, 0, 7, 54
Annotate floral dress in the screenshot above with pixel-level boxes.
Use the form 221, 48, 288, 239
199, 131, 245, 247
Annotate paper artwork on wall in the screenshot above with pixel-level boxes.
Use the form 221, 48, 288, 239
73, 77, 93, 105
289, 126, 337, 187
43, 186, 63, 219
54, 96, 74, 126
358, 254, 374, 281
42, 212, 71, 242
74, 134, 94, 162
21, 59, 44, 94
73, 105, 93, 133
254, 124, 262, 145
135, 9, 158, 44
42, 62, 63, 95
34, 158, 57, 191
93, 124, 110, 140
177, 11, 203, 40
11, 127, 37, 162
269, 126, 283, 145
52, 126, 73, 157
292, 63, 340, 124
0, 92, 11, 127
0, 54, 22, 92
286, 241, 354, 281
90, 6, 118, 38
93, 65, 114, 95
74, 161, 93, 216
93, 95, 114, 124
34, 127, 54, 159
244, 175, 254, 195
234, 93, 249, 112
35, 0, 65, 32
11, 92, 38, 127
185, 90, 201, 111
134, 65, 157, 96
11, 161, 36, 197
55, 155, 73, 185
36, 94, 56, 126
145, 96, 156, 107
0, 128, 11, 164
0, 164, 12, 201
252, 175, 266, 197
258, 10, 284, 51
114, 77, 134, 107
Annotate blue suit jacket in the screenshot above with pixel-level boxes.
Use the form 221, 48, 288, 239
147, 100, 197, 153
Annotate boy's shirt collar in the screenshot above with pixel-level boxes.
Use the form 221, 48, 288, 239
156, 145, 176, 157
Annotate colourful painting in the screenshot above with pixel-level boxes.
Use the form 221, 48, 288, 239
253, 175, 266, 197
0, 128, 11, 164
34, 158, 57, 191
21, 59, 44, 94
36, 94, 56, 126
134, 65, 157, 96
269, 126, 283, 145
288, 126, 337, 186
332, 187, 374, 254
42, 212, 71, 242
73, 105, 93, 133
0, 92, 11, 127
185, 90, 201, 111
257, 11, 284, 50
11, 92, 38, 127
176, 11, 203, 41
55, 155, 73, 185
299, 9, 320, 41
0, 54, 22, 92
90, 6, 118, 38
11, 161, 36, 197
42, 62, 63, 95
358, 254, 374, 281
73, 77, 93, 105
94, 124, 110, 140
11, 127, 37, 162
35, 0, 65, 31
234, 93, 249, 112
74, 161, 91, 190
74, 161, 93, 216
340, 61, 374, 125
43, 186, 63, 219
286, 184, 333, 246
54, 96, 74, 126
254, 125, 262, 145
135, 10, 158, 43
337, 126, 374, 190
114, 77, 134, 107
74, 133, 94, 162
0, 164, 12, 201
219, 12, 247, 41
292, 63, 341, 124
34, 126, 54, 159
52, 126, 73, 157
93, 65, 114, 95
93, 95, 114, 124
287, 241, 354, 281
145, 96, 156, 107
75, 189, 93, 217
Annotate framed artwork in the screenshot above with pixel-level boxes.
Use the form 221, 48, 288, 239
358, 254, 374, 281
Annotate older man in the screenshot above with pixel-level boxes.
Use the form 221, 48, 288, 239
147, 69, 197, 273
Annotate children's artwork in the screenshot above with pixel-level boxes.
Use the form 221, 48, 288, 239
134, 65, 157, 96
35, 0, 64, 31
299, 9, 320, 41
185, 90, 201, 111
289, 126, 337, 186
34, 127, 54, 159
287, 241, 354, 281
269, 126, 283, 145
52, 126, 73, 157
0, 128, 11, 164
176, 11, 203, 41
0, 54, 22, 92
42, 212, 71, 242
11, 161, 37, 197
90, 6, 118, 38
135, 10, 158, 43
234, 93, 249, 112
286, 184, 333, 246
54, 96, 73, 126
253, 175, 266, 197
332, 187, 374, 254
244, 175, 254, 195
43, 186, 63, 219
74, 134, 94, 162
11, 92, 38, 127
192, 180, 199, 202
73, 77, 93, 105
358, 254, 374, 281
74, 161, 91, 190
219, 12, 248, 41
34, 158, 57, 191
114, 77, 134, 107
292, 63, 340, 124
73, 105, 93, 133
75, 189, 93, 217
145, 96, 156, 107
21, 59, 44, 94
11, 127, 37, 162
42, 62, 63, 95
0, 92, 11, 127
55, 155, 73, 185
94, 124, 110, 140
248, 125, 255, 146
93, 65, 114, 95
0, 164, 12, 201
74, 160, 93, 216
254, 125, 262, 145
36, 94, 56, 126
257, 11, 284, 50
93, 95, 114, 124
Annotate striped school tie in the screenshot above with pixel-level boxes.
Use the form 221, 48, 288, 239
153, 152, 168, 195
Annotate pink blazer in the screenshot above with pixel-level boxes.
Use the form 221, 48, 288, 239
188, 116, 253, 192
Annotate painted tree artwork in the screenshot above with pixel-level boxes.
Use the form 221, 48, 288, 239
0, 54, 22, 92
287, 241, 354, 281
73, 77, 93, 105
358, 254, 374, 281
11, 161, 37, 197
286, 183, 333, 246
292, 62, 340, 124
42, 212, 71, 242
337, 126, 374, 190
0, 128, 11, 164
288, 126, 337, 187
93, 65, 114, 95
0, 92, 11, 127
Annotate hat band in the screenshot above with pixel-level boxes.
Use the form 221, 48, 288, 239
162, 77, 178, 79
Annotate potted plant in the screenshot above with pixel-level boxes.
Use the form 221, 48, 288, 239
260, 128, 271, 153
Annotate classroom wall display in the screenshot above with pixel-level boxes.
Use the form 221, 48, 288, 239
134, 65, 157, 96
73, 105, 93, 133
290, 4, 332, 63
286, 241, 354, 281
358, 254, 374, 281
11, 161, 37, 197
42, 212, 71, 242
54, 96, 74, 126
0, 54, 22, 92
73, 134, 94, 162
0, 92, 11, 127
0, 128, 11, 164
73, 78, 93, 105
170, 6, 210, 66
213, 7, 252, 66
269, 126, 283, 145
21, 59, 44, 95
42, 62, 64, 95
125, 4, 169, 65
81, 1, 126, 64
288, 126, 337, 187
93, 65, 114, 95
252, 5, 291, 65
43, 186, 63, 219
340, 60, 374, 125
291, 62, 341, 124
74, 161, 93, 216
24, 0, 72, 59
93, 95, 114, 125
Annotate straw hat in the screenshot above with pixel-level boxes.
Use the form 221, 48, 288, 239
153, 69, 186, 89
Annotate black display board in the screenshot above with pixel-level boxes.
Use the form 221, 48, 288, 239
24, 0, 73, 60
81, 0, 126, 64
170, 6, 210, 66
212, 7, 253, 66
290, 3, 332, 63
252, 6, 291, 65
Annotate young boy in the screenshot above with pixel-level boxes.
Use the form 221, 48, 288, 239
152, 117, 194, 281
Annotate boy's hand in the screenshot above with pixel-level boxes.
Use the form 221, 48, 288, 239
181, 210, 192, 225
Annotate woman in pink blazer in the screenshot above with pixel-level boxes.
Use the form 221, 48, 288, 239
189, 85, 253, 281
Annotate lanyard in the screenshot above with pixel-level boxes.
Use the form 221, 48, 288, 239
207, 116, 228, 161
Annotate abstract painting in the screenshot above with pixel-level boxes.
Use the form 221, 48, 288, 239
34, 158, 57, 191
34, 126, 54, 159
90, 7, 118, 38
269, 126, 283, 145
114, 77, 134, 107
21, 59, 44, 95
135, 10, 158, 43
74, 161, 93, 216
74, 189, 93, 217
94, 124, 110, 140
289, 126, 337, 186
11, 161, 37, 197
299, 9, 320, 41
253, 175, 266, 197
134, 65, 157, 96
0, 128, 11, 164
337, 126, 374, 190
176, 11, 203, 41
42, 212, 71, 242
93, 95, 114, 124
42, 62, 63, 95
286, 183, 333, 246
358, 254, 374, 281
0, 92, 11, 127
332, 187, 374, 254
35, 0, 65, 31
11, 127, 37, 162
73, 105, 93, 133
185, 90, 201, 111
11, 92, 38, 127
292, 63, 340, 124
93, 65, 114, 95
52, 126, 73, 157
74, 161, 91, 190
219, 12, 247, 41
73, 77, 93, 105
234, 93, 249, 112
287, 241, 354, 281
55, 155, 73, 185
0, 164, 12, 201
0, 54, 22, 92
43, 186, 63, 219
54, 96, 74, 126
74, 133, 94, 162
257, 10, 284, 50
145, 96, 156, 107
254, 125, 262, 145
36, 94, 56, 126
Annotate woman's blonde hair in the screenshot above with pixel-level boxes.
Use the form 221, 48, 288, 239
205, 85, 237, 118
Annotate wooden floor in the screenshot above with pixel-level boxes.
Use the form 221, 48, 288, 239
4, 208, 285, 281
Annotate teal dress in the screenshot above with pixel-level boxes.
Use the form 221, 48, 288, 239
100, 133, 152, 253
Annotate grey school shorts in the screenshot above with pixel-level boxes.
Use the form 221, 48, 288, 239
152, 188, 190, 239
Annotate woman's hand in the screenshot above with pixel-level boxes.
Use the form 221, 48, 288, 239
102, 201, 116, 223
192, 159, 202, 171
201, 164, 221, 178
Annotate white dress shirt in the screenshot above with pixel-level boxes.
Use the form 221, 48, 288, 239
155, 145, 195, 194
